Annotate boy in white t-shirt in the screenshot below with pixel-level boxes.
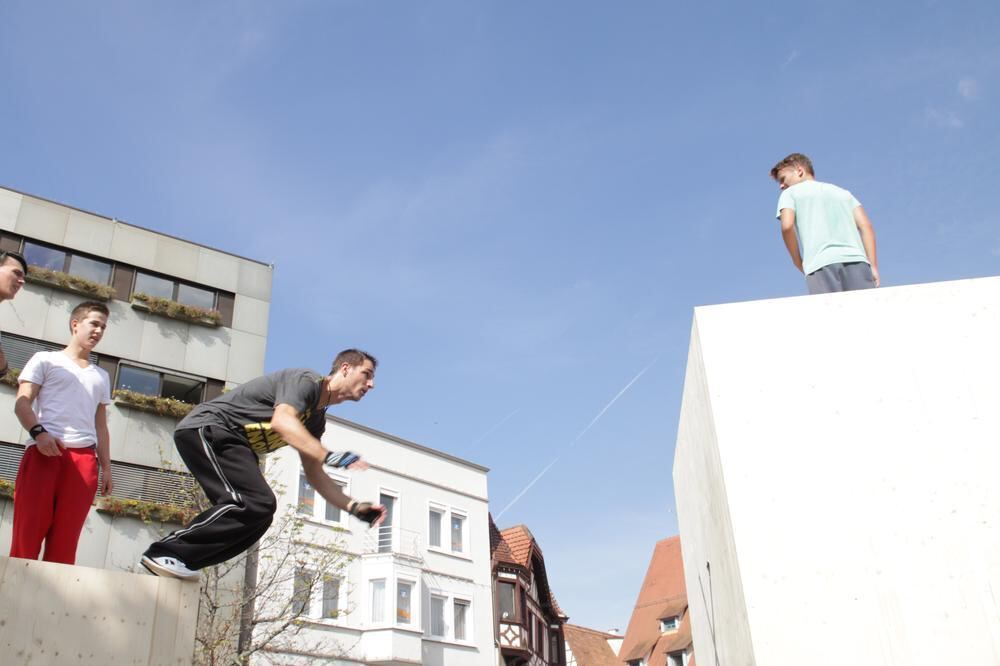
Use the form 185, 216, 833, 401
10, 301, 113, 564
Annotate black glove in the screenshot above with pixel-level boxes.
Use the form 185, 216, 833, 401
324, 450, 360, 468
347, 500, 382, 527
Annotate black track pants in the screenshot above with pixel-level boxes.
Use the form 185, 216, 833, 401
145, 426, 277, 570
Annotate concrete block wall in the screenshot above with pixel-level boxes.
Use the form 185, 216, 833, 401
673, 276, 1000, 666
0, 555, 198, 664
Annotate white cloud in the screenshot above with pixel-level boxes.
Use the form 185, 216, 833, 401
958, 77, 980, 101
924, 107, 963, 129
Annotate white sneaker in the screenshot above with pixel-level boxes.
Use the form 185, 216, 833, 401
140, 554, 200, 581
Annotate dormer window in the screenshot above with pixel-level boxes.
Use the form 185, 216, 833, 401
660, 615, 680, 632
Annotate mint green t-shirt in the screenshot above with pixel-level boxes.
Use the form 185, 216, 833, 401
775, 180, 868, 275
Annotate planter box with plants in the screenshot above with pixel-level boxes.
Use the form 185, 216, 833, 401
26, 266, 116, 300
112, 389, 195, 419
130, 292, 222, 327
0, 368, 20, 389
94, 496, 197, 525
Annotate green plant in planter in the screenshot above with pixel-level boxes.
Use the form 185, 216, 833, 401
113, 389, 195, 418
95, 496, 197, 525
132, 292, 223, 326
0, 368, 20, 388
0, 478, 14, 499
26, 265, 116, 300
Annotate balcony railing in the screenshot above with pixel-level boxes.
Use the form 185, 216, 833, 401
363, 525, 422, 559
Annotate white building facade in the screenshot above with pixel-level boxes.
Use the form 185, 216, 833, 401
257, 416, 496, 665
0, 184, 272, 572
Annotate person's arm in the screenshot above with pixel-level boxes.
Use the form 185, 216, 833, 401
853, 205, 880, 287
15, 381, 64, 456
271, 403, 385, 525
95, 403, 112, 495
779, 208, 804, 273
0, 348, 8, 374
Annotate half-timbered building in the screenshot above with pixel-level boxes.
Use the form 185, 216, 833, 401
490, 517, 568, 666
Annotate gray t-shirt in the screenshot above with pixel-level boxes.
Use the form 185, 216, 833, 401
179, 368, 327, 455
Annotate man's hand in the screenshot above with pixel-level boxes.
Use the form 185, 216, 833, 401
347, 501, 386, 527
871, 265, 881, 287
324, 450, 370, 471
35, 432, 65, 457
100, 465, 114, 496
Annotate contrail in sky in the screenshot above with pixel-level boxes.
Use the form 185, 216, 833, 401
494, 356, 658, 520
471, 408, 521, 446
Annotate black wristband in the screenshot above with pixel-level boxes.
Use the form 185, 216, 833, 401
29, 424, 47, 438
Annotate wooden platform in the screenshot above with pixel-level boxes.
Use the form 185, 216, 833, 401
0, 555, 198, 665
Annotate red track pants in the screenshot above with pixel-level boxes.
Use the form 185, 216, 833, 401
9, 445, 99, 564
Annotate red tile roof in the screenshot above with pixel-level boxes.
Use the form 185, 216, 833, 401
618, 536, 694, 666
489, 515, 516, 565
490, 518, 567, 619
500, 524, 536, 567
563, 624, 620, 666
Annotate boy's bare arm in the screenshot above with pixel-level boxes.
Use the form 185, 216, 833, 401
14, 381, 64, 456
779, 209, 804, 272
95, 403, 113, 495
853, 206, 880, 286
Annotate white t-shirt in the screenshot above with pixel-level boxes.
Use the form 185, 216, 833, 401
19, 351, 111, 448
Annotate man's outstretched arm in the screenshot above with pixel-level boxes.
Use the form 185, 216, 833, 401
272, 403, 385, 526
779, 208, 804, 273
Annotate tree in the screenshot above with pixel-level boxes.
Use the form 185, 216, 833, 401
158, 468, 359, 665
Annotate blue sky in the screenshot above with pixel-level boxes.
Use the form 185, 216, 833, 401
2, 0, 998, 632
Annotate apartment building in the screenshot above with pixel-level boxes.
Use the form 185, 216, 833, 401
0, 184, 272, 572
256, 415, 496, 665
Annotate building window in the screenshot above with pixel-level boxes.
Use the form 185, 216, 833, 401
322, 577, 341, 619
134, 270, 217, 309
396, 580, 413, 624
297, 472, 316, 516
177, 283, 215, 309
292, 569, 312, 616
115, 363, 205, 404
660, 615, 679, 632
370, 579, 385, 623
498, 581, 517, 621
550, 631, 559, 663
297, 471, 348, 524
0, 333, 96, 371
429, 507, 443, 548
454, 599, 469, 641
450, 513, 466, 553
427, 503, 467, 554
430, 594, 446, 637
23, 240, 112, 284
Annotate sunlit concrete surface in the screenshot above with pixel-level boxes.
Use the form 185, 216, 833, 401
0, 555, 198, 664
674, 276, 1000, 666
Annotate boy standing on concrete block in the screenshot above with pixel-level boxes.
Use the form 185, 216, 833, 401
771, 153, 880, 294
10, 301, 113, 564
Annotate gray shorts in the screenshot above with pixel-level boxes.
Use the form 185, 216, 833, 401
806, 261, 876, 295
